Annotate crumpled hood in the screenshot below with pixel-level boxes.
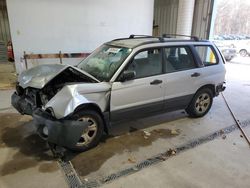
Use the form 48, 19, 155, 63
18, 64, 99, 89
18, 64, 67, 89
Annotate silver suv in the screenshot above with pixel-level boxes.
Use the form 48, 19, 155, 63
11, 35, 226, 151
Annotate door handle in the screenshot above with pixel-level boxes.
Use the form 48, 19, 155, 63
150, 79, 162, 85
191, 72, 201, 77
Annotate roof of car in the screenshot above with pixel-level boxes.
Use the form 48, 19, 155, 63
106, 35, 208, 49
107, 38, 160, 48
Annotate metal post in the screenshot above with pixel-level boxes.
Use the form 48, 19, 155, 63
59, 51, 62, 64
24, 51, 28, 70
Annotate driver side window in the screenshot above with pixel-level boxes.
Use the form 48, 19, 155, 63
126, 48, 162, 79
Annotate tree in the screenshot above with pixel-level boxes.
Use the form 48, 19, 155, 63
214, 0, 250, 35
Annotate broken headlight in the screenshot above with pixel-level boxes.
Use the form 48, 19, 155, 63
16, 83, 24, 96
40, 93, 49, 105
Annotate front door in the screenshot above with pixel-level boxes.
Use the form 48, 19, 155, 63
110, 48, 165, 122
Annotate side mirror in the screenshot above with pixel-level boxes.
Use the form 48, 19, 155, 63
119, 70, 136, 82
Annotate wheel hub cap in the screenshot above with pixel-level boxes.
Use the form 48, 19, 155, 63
76, 117, 97, 146
195, 93, 211, 114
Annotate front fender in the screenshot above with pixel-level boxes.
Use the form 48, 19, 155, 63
45, 84, 108, 119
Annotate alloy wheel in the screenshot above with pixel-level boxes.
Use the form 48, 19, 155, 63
76, 116, 98, 146
195, 93, 211, 114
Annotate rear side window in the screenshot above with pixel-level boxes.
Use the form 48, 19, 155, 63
164, 46, 196, 73
195, 46, 218, 66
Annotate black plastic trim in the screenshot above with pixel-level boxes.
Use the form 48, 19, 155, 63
103, 111, 111, 133
110, 94, 194, 123
111, 100, 164, 123
189, 45, 204, 67
164, 94, 194, 112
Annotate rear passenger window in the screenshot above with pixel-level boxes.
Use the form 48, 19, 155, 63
126, 49, 162, 79
195, 46, 218, 66
164, 47, 196, 73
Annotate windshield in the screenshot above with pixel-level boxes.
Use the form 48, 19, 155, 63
77, 45, 132, 81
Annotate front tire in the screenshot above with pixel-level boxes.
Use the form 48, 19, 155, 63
69, 110, 104, 152
186, 88, 213, 118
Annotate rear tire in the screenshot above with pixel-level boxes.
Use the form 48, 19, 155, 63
68, 110, 104, 152
239, 49, 247, 57
186, 88, 213, 118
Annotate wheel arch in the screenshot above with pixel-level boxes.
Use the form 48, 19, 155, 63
74, 103, 110, 134
186, 84, 215, 118
196, 84, 216, 97
240, 48, 247, 52
239, 49, 248, 56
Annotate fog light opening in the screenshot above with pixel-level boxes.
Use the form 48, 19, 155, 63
43, 125, 49, 136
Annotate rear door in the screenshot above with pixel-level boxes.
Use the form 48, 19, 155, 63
162, 46, 202, 111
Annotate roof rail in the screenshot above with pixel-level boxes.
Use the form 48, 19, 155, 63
111, 34, 199, 45
129, 34, 165, 42
112, 35, 156, 42
129, 34, 153, 38
162, 34, 199, 41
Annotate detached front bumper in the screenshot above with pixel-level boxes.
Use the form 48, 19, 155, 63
33, 109, 90, 148
11, 92, 90, 148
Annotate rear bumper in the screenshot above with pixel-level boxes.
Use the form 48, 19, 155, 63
33, 109, 90, 148
215, 83, 226, 96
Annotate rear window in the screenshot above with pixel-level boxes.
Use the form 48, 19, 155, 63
195, 46, 218, 66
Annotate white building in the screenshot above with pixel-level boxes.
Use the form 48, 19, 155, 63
3, 0, 216, 73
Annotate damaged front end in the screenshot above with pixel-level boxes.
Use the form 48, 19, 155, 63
11, 86, 37, 115
11, 64, 110, 149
